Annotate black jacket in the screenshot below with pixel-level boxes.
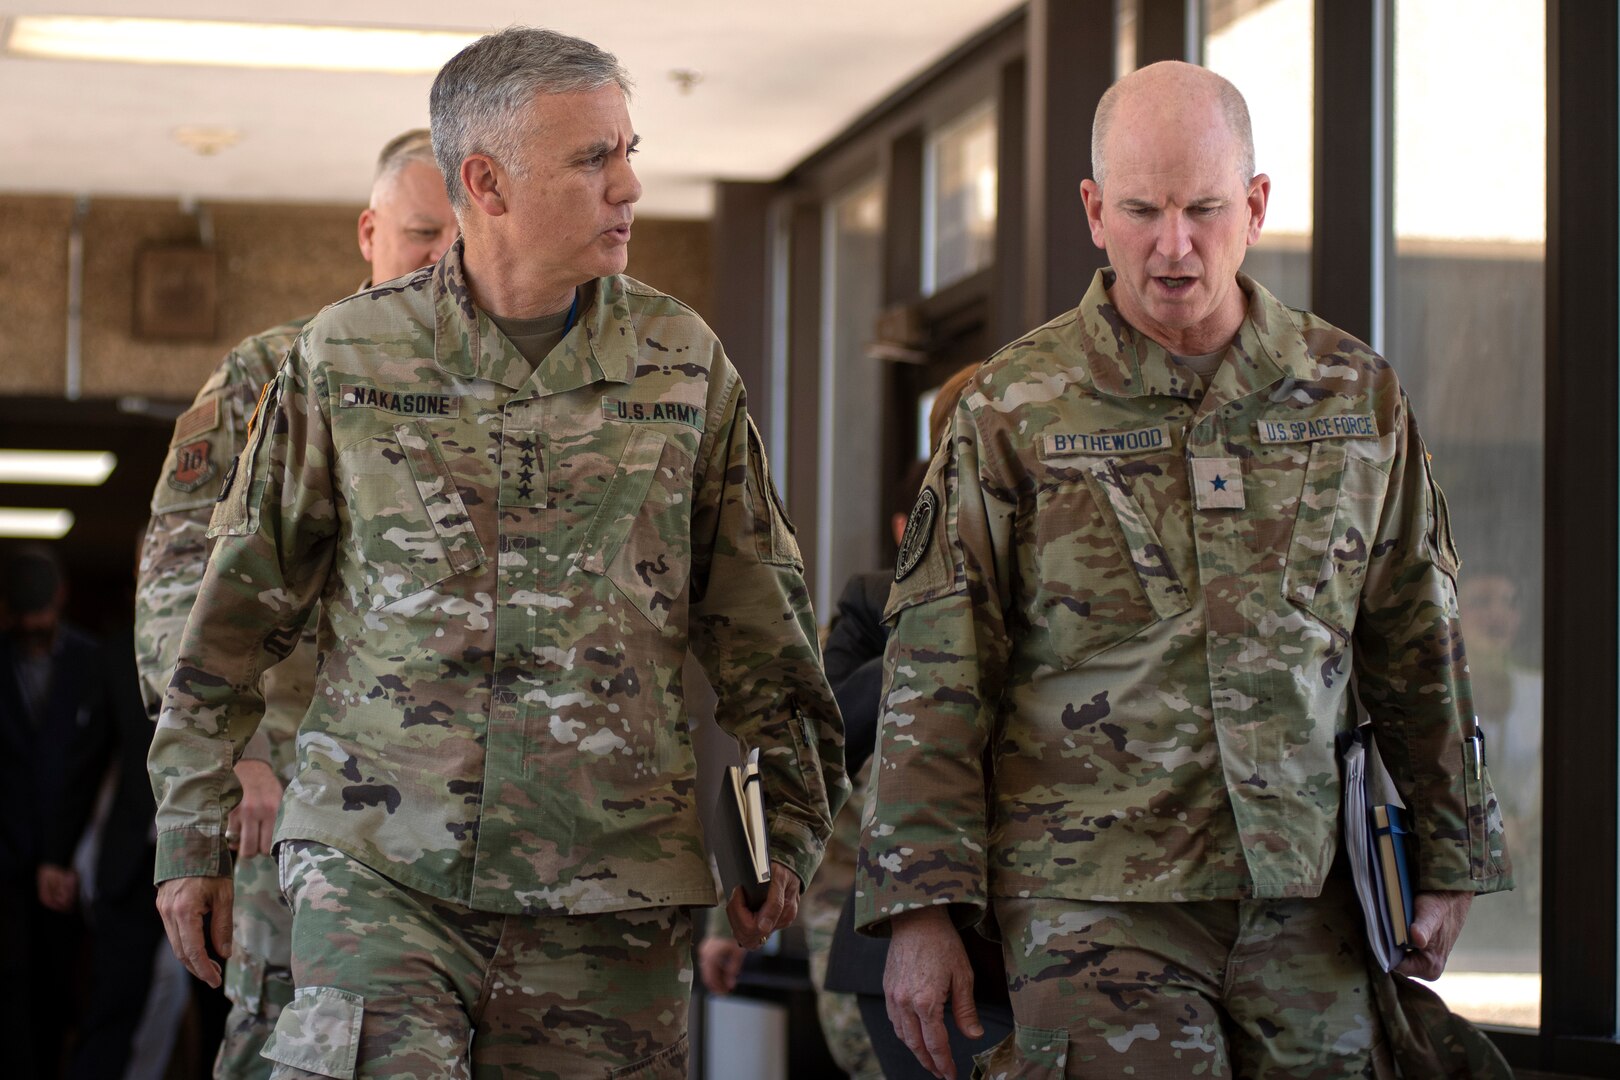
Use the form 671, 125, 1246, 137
44, 628, 157, 903
0, 623, 106, 883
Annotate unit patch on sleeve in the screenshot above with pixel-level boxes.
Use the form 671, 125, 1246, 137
340, 384, 461, 418
602, 398, 705, 431
167, 439, 217, 492
895, 486, 939, 582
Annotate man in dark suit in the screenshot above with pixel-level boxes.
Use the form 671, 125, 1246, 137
0, 546, 98, 1078
39, 618, 172, 1080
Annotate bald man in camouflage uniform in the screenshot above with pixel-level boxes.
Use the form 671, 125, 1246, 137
135, 129, 454, 1078
858, 62, 1510, 1079
149, 28, 846, 1078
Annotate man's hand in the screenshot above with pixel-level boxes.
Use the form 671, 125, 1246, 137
36, 864, 79, 912
885, 906, 983, 1080
156, 876, 234, 988
698, 936, 748, 995
228, 759, 283, 860
724, 860, 801, 949
1395, 890, 1473, 981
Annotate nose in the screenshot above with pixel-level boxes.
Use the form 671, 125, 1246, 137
1155, 211, 1193, 263
610, 152, 642, 206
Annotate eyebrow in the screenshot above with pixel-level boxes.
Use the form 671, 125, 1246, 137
575, 133, 641, 162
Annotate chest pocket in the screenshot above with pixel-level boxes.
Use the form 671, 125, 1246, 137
1283, 440, 1390, 637
1032, 458, 1191, 669
342, 421, 485, 608
577, 426, 695, 630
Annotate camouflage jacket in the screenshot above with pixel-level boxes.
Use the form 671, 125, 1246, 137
856, 270, 1510, 932
135, 319, 315, 780
150, 240, 848, 915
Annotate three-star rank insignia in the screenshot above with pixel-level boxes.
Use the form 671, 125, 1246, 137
896, 486, 939, 582
168, 439, 217, 492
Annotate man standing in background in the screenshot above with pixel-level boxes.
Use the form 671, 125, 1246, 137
1, 546, 98, 1079
134, 128, 454, 1079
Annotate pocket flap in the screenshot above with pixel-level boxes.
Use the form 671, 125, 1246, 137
259, 985, 363, 1079
971, 1023, 1069, 1079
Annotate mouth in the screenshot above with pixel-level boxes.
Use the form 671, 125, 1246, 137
604, 222, 633, 242
1154, 275, 1197, 293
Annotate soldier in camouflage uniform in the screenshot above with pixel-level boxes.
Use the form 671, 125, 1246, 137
135, 129, 455, 1078
856, 62, 1511, 1079
149, 27, 847, 1079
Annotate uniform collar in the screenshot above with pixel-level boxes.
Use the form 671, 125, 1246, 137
431, 238, 637, 395
1074, 268, 1318, 404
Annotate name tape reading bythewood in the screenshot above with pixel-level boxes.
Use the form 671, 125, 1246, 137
1040, 426, 1170, 457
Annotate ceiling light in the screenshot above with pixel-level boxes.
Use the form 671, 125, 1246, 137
0, 450, 117, 485
3, 16, 482, 75
174, 126, 243, 156
0, 509, 75, 539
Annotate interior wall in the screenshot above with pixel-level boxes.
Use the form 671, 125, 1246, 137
0, 193, 711, 402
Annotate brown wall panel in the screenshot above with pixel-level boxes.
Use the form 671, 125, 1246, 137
0, 195, 710, 403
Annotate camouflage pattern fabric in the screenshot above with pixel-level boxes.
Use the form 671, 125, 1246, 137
801, 763, 882, 1079
856, 269, 1510, 928
265, 841, 690, 1079
133, 319, 315, 1079
978, 882, 1393, 1078
1368, 969, 1513, 1080
149, 237, 847, 917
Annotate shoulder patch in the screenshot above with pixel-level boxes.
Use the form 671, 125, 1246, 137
896, 487, 938, 582
167, 439, 217, 493
171, 397, 220, 446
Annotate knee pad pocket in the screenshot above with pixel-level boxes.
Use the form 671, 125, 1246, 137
261, 986, 363, 1079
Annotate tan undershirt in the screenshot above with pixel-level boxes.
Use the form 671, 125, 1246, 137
487, 305, 573, 383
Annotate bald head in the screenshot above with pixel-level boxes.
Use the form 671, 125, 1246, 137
1091, 62, 1254, 190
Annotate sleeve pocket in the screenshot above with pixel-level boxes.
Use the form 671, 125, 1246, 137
745, 416, 801, 568
259, 985, 363, 1079
1462, 737, 1512, 881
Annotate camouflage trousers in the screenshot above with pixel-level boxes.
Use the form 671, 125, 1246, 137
979, 881, 1393, 1079
217, 849, 296, 1079
264, 841, 692, 1079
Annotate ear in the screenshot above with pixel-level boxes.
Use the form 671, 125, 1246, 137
461, 154, 508, 218
1245, 173, 1271, 245
356, 207, 377, 263
1080, 179, 1108, 250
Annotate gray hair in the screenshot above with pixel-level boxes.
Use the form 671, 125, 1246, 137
1090, 63, 1255, 190
374, 128, 436, 185
430, 26, 632, 212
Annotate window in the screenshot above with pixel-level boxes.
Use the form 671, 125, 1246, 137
922, 102, 997, 294
817, 176, 886, 613
1391, 0, 1546, 1031
1203, 0, 1314, 310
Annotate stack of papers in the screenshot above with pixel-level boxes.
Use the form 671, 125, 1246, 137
1341, 724, 1417, 972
